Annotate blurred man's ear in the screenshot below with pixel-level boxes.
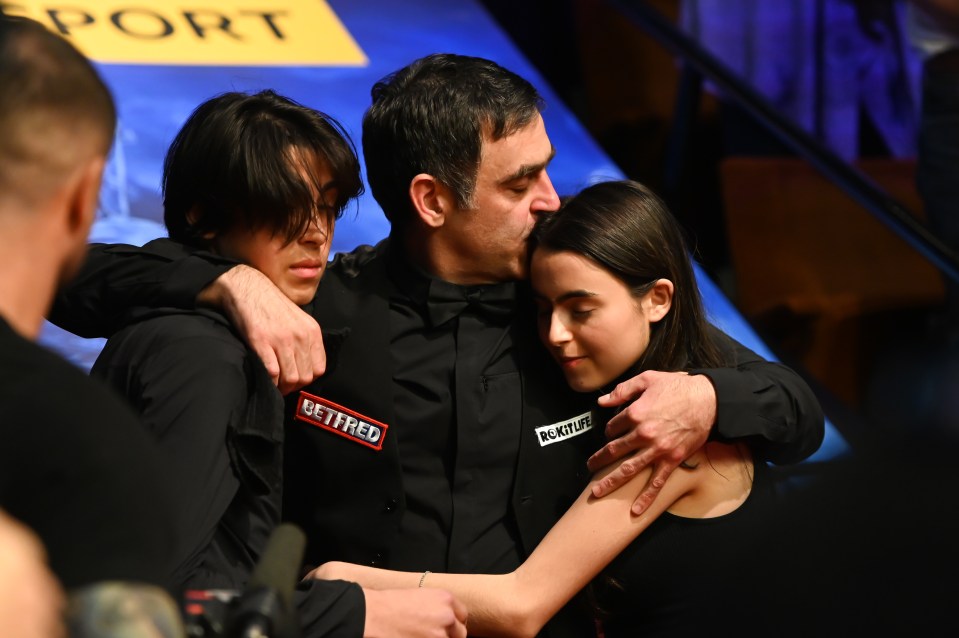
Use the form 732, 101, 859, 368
57, 155, 106, 284
66, 155, 106, 242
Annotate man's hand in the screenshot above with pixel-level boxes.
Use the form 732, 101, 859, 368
198, 265, 325, 394
587, 371, 717, 515
362, 588, 468, 638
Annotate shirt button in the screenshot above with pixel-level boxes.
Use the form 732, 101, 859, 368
385, 498, 398, 512
370, 552, 384, 566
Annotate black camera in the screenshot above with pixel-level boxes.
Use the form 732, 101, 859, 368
181, 524, 305, 638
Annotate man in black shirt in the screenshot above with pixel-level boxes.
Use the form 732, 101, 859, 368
51, 54, 824, 636
0, 13, 176, 605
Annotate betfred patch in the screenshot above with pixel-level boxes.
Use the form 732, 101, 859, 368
295, 392, 388, 451
535, 411, 594, 447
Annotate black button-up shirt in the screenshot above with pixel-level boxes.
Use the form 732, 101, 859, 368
386, 246, 524, 573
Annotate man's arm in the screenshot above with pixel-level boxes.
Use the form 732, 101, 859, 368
588, 328, 824, 515
50, 239, 236, 338
197, 265, 326, 394
51, 240, 325, 394
693, 329, 824, 462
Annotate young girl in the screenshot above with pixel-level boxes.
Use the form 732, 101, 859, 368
312, 180, 771, 636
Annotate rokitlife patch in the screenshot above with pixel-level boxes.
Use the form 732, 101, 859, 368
535, 411, 593, 447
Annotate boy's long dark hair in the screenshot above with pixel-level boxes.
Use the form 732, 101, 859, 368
163, 90, 362, 248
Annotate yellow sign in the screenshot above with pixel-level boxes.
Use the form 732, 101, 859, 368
0, 1, 367, 66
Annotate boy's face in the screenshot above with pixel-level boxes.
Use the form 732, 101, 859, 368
212, 164, 335, 306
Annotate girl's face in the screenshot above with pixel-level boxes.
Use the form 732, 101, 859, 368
211, 163, 336, 306
530, 247, 672, 393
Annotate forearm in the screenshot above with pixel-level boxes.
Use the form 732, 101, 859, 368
417, 467, 676, 637
316, 460, 693, 638
50, 239, 237, 338
421, 573, 528, 638
316, 564, 530, 637
694, 328, 824, 464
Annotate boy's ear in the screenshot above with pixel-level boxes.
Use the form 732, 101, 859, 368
185, 205, 217, 241
185, 205, 200, 226
409, 174, 456, 228
644, 278, 674, 323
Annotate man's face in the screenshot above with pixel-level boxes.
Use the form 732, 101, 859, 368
441, 113, 560, 284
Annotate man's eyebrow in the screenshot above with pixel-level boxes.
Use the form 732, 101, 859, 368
499, 145, 556, 184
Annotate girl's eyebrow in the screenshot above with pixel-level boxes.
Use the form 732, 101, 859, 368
533, 289, 597, 303
556, 290, 597, 303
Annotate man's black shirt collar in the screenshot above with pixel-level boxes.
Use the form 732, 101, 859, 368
386, 239, 518, 327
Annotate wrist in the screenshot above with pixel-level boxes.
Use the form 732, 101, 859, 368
196, 264, 254, 313
690, 372, 718, 439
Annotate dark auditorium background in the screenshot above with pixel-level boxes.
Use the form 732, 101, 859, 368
481, 3, 958, 629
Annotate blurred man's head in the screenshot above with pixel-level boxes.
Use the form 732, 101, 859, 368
0, 16, 116, 335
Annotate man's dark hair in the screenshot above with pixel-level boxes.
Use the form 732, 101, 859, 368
532, 180, 725, 373
163, 90, 363, 248
0, 16, 116, 187
362, 53, 544, 228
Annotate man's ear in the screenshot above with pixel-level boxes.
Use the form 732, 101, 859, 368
64, 155, 105, 241
644, 278, 674, 323
409, 173, 454, 229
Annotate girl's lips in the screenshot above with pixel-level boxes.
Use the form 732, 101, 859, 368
559, 356, 585, 370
